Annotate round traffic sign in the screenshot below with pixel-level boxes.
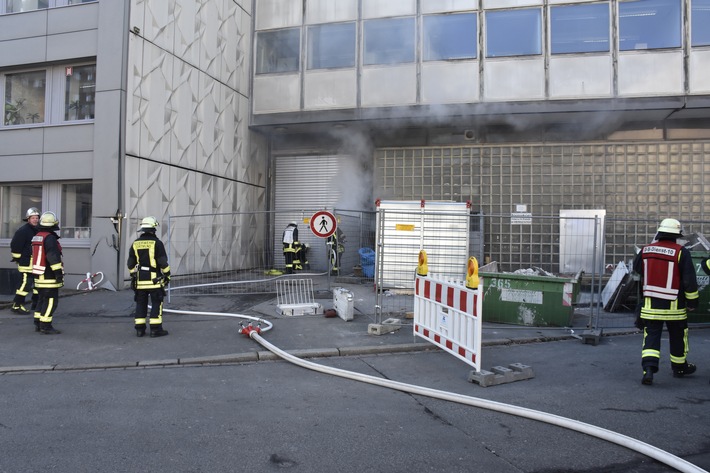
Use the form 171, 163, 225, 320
310, 211, 337, 238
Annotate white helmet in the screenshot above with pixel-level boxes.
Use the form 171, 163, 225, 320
139, 216, 159, 231
657, 218, 682, 235
24, 207, 40, 221
38, 211, 59, 229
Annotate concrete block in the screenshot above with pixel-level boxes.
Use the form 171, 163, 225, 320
468, 363, 535, 387
368, 318, 403, 335
581, 329, 603, 346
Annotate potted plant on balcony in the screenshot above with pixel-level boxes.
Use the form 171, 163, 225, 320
4, 98, 26, 125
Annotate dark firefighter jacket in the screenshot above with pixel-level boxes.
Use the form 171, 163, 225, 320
10, 222, 38, 272
127, 232, 171, 290
32, 231, 64, 289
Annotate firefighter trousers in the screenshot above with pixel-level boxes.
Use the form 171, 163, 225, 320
641, 319, 689, 373
134, 289, 165, 330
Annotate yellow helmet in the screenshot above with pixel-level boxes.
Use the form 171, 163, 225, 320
657, 218, 682, 236
24, 207, 40, 221
139, 216, 159, 231
38, 211, 59, 229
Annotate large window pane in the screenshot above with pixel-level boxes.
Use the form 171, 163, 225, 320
551, 3, 610, 54
0, 185, 42, 239
65, 64, 96, 121
423, 13, 477, 61
486, 9, 542, 58
5, 0, 48, 13
692, 0, 710, 46
364, 17, 415, 65
256, 28, 301, 74
60, 183, 92, 239
4, 70, 46, 126
619, 0, 681, 51
308, 23, 356, 70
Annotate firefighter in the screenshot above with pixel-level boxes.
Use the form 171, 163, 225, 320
31, 211, 64, 334
327, 227, 346, 276
282, 222, 299, 273
10, 207, 40, 314
127, 216, 170, 338
632, 218, 699, 385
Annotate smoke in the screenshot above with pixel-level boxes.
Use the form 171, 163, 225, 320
329, 127, 375, 211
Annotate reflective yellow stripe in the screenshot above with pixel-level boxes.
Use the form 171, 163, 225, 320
642, 349, 660, 359
39, 298, 56, 323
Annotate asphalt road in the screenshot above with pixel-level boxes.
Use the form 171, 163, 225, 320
2, 331, 710, 473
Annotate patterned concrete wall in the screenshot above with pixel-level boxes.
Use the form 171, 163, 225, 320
125, 0, 266, 275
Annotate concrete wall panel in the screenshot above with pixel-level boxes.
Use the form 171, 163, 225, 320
0, 154, 43, 182
0, 9, 47, 41
46, 30, 99, 62
618, 51, 684, 97
0, 36, 47, 67
549, 55, 612, 99
304, 69, 357, 109
43, 124, 94, 153
421, 0, 478, 14
483, 0, 542, 9
362, 65, 417, 107
690, 50, 710, 94
306, 0, 357, 24
362, 0, 416, 19
253, 74, 301, 113
42, 151, 93, 180
421, 61, 479, 104
47, 2, 99, 35
483, 58, 545, 101
255, 0, 302, 30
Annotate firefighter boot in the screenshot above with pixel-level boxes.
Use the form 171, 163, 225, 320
150, 326, 169, 338
34, 318, 40, 332
40, 322, 62, 335
673, 363, 696, 378
135, 324, 146, 338
11, 304, 29, 314
641, 369, 654, 385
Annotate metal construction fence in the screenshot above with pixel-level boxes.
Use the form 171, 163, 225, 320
165, 208, 710, 330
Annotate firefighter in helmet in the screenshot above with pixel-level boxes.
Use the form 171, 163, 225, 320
282, 221, 299, 273
632, 218, 699, 385
31, 211, 64, 334
327, 227, 346, 276
10, 207, 40, 314
127, 216, 171, 338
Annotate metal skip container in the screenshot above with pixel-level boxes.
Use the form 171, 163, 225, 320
480, 263, 582, 327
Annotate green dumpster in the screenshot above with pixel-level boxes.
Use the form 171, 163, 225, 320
690, 252, 710, 323
480, 268, 582, 327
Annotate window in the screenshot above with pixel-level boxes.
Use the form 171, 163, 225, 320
619, 0, 681, 51
551, 3, 610, 54
486, 9, 542, 58
307, 23, 356, 70
0, 182, 92, 240
5, 0, 48, 13
1, 0, 93, 14
1, 63, 96, 128
60, 183, 92, 239
0, 185, 42, 238
65, 64, 96, 121
363, 17, 415, 65
692, 0, 710, 46
4, 70, 46, 126
423, 13, 477, 61
256, 28, 301, 74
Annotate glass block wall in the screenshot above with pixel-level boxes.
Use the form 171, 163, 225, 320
376, 142, 710, 272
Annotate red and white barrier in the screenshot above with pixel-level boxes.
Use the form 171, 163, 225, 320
413, 273, 482, 371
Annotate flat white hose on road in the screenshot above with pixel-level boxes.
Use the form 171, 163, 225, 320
164, 304, 706, 473
250, 331, 707, 473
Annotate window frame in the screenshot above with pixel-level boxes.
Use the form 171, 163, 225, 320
0, 62, 96, 129
422, 12, 478, 62
618, 0, 682, 51
255, 28, 302, 75
691, 0, 710, 47
363, 16, 416, 66
307, 22, 357, 70
550, 2, 611, 55
0, 180, 93, 245
485, 8, 543, 58
0, 0, 95, 15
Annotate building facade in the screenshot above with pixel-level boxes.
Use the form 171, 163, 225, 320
1, 0, 709, 289
0, 0, 264, 289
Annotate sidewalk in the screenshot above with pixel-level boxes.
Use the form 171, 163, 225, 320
0, 286, 618, 373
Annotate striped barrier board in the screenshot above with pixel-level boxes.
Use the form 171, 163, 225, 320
413, 274, 482, 372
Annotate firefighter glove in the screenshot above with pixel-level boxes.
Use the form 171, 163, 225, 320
55, 270, 64, 284
634, 315, 645, 330
130, 274, 137, 290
